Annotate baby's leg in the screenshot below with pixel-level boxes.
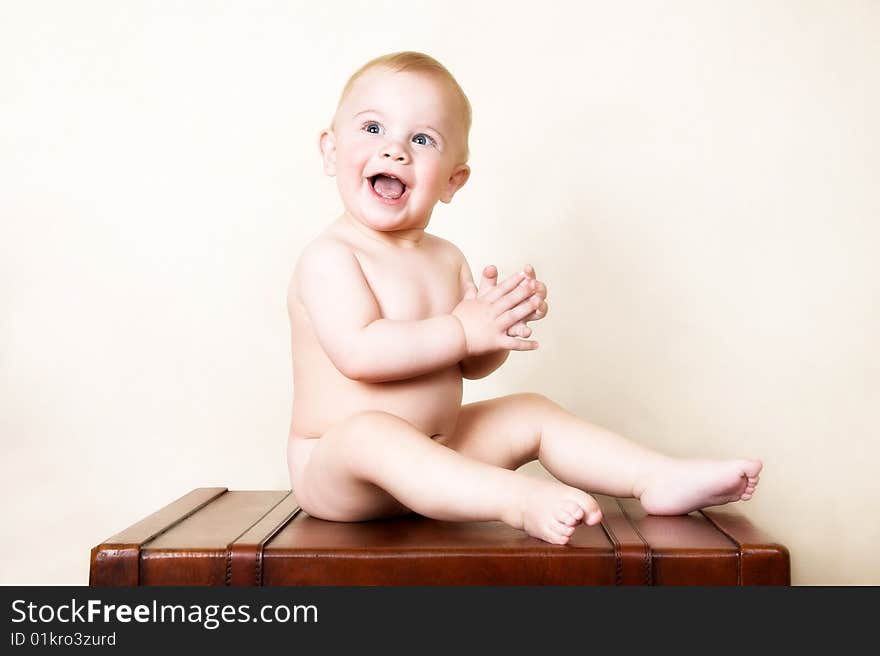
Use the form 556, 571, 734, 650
289, 410, 598, 544
445, 394, 761, 516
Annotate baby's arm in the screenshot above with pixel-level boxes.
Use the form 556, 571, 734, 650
459, 341, 511, 380
296, 238, 467, 383
295, 238, 537, 384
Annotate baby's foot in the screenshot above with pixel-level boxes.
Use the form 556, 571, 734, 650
634, 458, 762, 516
507, 478, 602, 545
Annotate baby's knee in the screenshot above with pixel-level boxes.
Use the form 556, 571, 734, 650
345, 410, 414, 435
333, 410, 421, 474
331, 410, 416, 452
510, 392, 561, 416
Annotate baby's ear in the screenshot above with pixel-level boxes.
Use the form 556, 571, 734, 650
319, 129, 337, 176
440, 164, 470, 204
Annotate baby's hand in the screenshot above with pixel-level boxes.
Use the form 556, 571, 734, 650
478, 264, 549, 339
452, 270, 542, 356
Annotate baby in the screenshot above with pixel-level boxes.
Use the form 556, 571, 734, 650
286, 51, 761, 544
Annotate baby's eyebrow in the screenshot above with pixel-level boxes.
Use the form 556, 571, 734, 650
354, 109, 382, 119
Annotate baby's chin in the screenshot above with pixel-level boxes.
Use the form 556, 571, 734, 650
352, 211, 431, 233
344, 188, 433, 232
344, 204, 433, 235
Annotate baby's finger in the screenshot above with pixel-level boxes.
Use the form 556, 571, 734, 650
498, 294, 542, 328
534, 280, 547, 300
520, 273, 546, 301
493, 278, 536, 314
484, 270, 528, 303
524, 300, 549, 322
477, 265, 498, 297
506, 323, 532, 338
501, 336, 539, 351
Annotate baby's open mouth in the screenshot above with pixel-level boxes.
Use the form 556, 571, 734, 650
370, 174, 407, 200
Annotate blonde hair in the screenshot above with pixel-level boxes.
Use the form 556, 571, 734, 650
333, 51, 472, 158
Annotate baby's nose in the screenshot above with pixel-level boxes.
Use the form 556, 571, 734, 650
381, 144, 409, 164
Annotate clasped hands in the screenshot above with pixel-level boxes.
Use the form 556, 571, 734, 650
452, 264, 549, 356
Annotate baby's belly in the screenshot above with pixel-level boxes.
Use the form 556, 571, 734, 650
290, 364, 464, 439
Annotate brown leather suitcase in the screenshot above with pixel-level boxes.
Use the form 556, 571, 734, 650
89, 487, 790, 586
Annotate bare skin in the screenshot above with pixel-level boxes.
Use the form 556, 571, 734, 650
287, 65, 761, 545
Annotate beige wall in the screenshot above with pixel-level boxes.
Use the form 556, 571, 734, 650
2, 1, 877, 585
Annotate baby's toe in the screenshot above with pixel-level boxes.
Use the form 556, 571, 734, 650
576, 497, 602, 525
548, 522, 574, 544
562, 501, 584, 521
554, 507, 577, 526
543, 527, 567, 545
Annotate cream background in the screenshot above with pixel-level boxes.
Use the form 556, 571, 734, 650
1, 1, 877, 585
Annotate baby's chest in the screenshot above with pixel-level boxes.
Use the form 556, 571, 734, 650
358, 254, 461, 320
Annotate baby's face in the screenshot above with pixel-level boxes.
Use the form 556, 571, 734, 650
321, 67, 470, 234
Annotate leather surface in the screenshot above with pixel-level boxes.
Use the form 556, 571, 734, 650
89, 487, 227, 586
264, 511, 617, 585
618, 499, 739, 585
228, 494, 302, 586
595, 495, 651, 585
701, 507, 791, 585
89, 488, 790, 586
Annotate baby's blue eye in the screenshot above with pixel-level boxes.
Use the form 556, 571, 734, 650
413, 133, 435, 147
363, 122, 381, 134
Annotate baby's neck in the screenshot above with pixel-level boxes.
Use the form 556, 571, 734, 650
339, 213, 427, 249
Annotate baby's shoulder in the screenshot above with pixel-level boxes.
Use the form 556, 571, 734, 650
297, 232, 357, 267
288, 233, 361, 303
422, 233, 467, 269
